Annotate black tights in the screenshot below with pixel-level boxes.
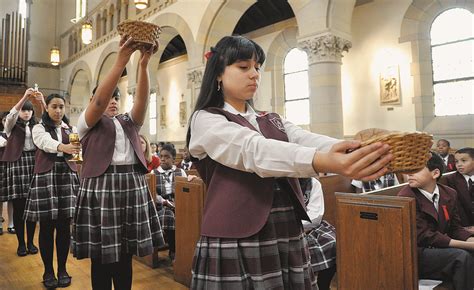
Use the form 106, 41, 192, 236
39, 219, 71, 275
12, 198, 36, 247
164, 229, 175, 254
91, 254, 133, 290
317, 265, 336, 290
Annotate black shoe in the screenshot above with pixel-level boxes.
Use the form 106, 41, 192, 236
57, 271, 71, 288
27, 243, 38, 255
42, 272, 58, 289
7, 227, 15, 234
17, 245, 27, 257
0, 228, 3, 235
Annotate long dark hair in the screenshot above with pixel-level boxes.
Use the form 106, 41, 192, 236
186, 35, 266, 147
16, 100, 37, 128
41, 94, 71, 135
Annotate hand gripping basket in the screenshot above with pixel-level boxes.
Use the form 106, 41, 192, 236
360, 131, 433, 173
117, 20, 161, 45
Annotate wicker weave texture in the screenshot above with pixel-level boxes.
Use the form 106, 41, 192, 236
117, 20, 161, 45
360, 132, 433, 173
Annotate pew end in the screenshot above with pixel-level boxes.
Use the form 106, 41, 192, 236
174, 176, 207, 287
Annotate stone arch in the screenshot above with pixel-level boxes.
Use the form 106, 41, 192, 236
93, 41, 132, 87
67, 60, 93, 98
399, 1, 474, 134
265, 26, 299, 115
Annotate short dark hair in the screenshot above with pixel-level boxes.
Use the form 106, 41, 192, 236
456, 147, 474, 159
161, 143, 176, 158
437, 139, 450, 147
427, 151, 445, 181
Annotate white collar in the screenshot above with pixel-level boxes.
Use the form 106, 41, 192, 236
157, 165, 176, 174
418, 185, 440, 203
462, 174, 474, 183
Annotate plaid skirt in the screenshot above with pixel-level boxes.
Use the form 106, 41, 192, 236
23, 160, 79, 222
1, 151, 35, 201
72, 164, 165, 264
305, 220, 337, 272
156, 203, 175, 231
191, 190, 317, 290
0, 162, 6, 199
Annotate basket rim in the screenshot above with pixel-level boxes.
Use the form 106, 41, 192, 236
360, 131, 432, 147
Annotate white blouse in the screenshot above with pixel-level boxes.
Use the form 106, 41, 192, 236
77, 111, 138, 165
189, 102, 340, 178
5, 107, 35, 151
32, 122, 71, 156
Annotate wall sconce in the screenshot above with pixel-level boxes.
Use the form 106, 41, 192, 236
50, 47, 60, 66
81, 21, 93, 44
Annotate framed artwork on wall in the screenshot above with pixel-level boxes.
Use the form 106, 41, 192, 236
160, 104, 166, 127
179, 101, 187, 127
380, 65, 401, 105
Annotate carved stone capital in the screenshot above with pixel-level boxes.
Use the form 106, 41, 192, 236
298, 34, 352, 64
187, 69, 203, 88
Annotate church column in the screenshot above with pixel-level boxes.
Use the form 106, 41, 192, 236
298, 33, 351, 138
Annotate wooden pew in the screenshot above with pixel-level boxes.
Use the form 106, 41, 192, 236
185, 169, 199, 178
174, 176, 206, 287
336, 186, 454, 290
133, 173, 160, 268
336, 192, 418, 290
319, 174, 354, 227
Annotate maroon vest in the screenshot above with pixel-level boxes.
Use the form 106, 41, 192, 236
193, 107, 310, 238
80, 114, 147, 178
34, 127, 78, 174
1, 124, 32, 162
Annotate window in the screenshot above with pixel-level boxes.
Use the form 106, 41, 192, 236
76, 0, 86, 20
18, 0, 27, 18
284, 48, 309, 125
149, 93, 157, 135
431, 8, 474, 116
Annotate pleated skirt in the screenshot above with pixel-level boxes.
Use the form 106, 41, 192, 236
72, 164, 165, 264
23, 160, 79, 222
191, 190, 317, 290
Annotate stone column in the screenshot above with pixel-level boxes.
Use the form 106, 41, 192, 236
298, 33, 351, 138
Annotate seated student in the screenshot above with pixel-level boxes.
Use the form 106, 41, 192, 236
300, 177, 336, 290
177, 146, 196, 171
398, 152, 474, 290
437, 139, 456, 172
445, 148, 474, 228
139, 134, 160, 172
352, 172, 399, 193
152, 143, 187, 262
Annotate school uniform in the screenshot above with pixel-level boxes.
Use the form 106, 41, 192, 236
188, 103, 339, 290
398, 184, 474, 290
23, 123, 79, 222
441, 154, 456, 172
0, 132, 7, 199
445, 171, 474, 226
72, 112, 164, 264
153, 165, 186, 231
1, 108, 36, 202
301, 178, 337, 273
177, 160, 196, 171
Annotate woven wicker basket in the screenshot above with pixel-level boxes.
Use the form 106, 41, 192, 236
360, 131, 433, 173
117, 20, 161, 45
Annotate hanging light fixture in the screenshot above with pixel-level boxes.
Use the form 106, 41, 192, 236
81, 21, 93, 44
50, 0, 60, 66
134, 0, 148, 10
50, 47, 60, 66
